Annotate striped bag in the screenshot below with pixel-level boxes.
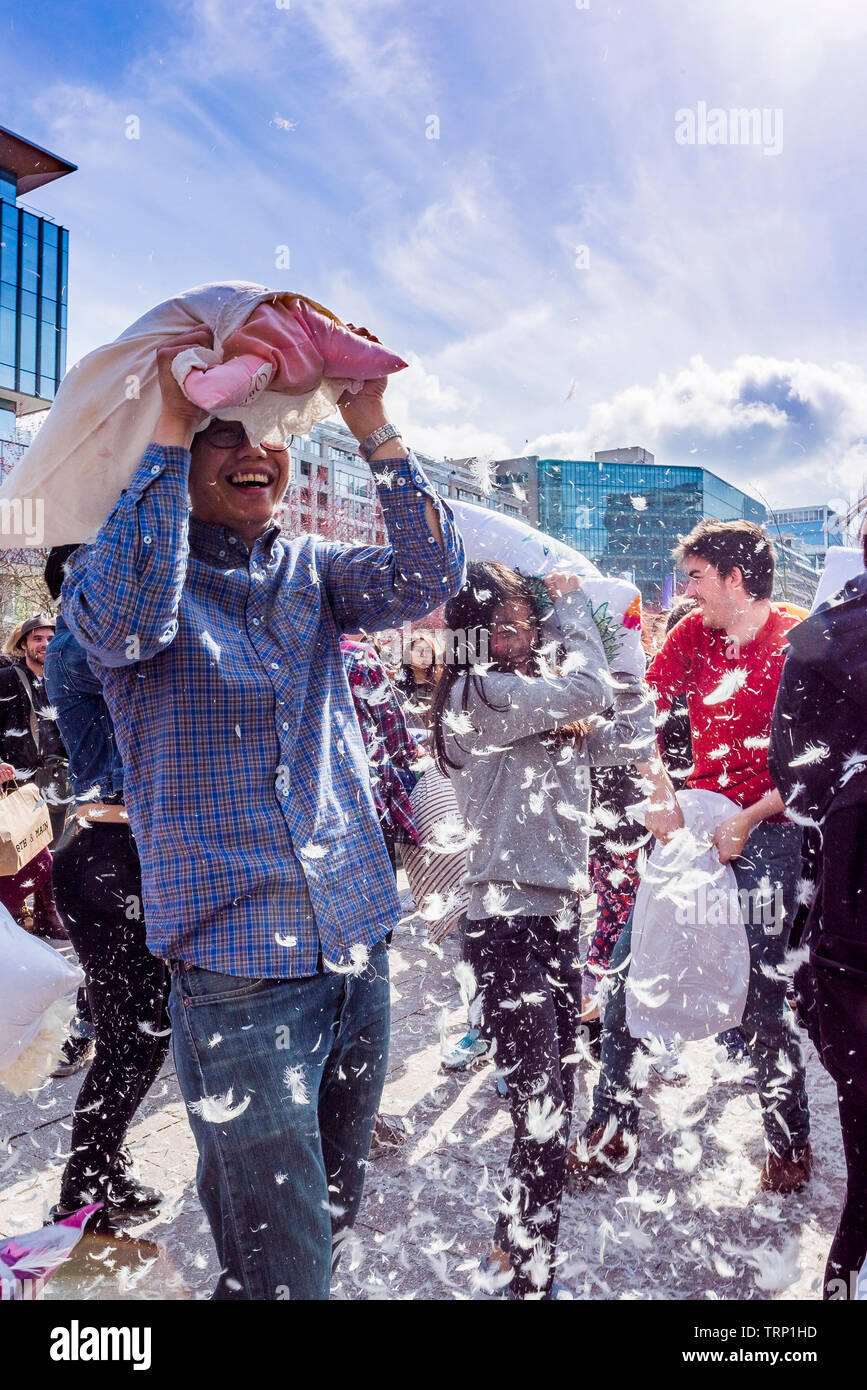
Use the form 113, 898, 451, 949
399, 768, 470, 944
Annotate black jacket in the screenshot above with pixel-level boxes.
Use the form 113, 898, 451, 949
769, 570, 867, 824
770, 572, 867, 1095
0, 657, 67, 776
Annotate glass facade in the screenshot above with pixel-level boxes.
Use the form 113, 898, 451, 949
0, 167, 68, 405
768, 508, 843, 552
537, 459, 766, 601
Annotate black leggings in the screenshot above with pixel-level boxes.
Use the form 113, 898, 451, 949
824, 1086, 867, 1299
52, 821, 170, 1210
464, 910, 582, 1299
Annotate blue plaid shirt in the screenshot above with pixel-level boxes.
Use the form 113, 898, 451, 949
62, 443, 465, 978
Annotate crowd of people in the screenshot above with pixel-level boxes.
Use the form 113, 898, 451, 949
2, 333, 865, 1302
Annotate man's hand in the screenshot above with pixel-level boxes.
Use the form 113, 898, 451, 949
337, 325, 394, 444
713, 810, 752, 864
153, 326, 214, 446
544, 571, 582, 601
0, 763, 15, 784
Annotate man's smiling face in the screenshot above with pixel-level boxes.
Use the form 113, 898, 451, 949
188, 420, 290, 540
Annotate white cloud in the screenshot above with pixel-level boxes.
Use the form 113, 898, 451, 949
15, 0, 867, 515
526, 354, 867, 507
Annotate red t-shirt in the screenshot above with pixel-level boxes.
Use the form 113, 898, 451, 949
646, 605, 799, 810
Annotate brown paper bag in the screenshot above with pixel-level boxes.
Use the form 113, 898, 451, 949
0, 783, 52, 876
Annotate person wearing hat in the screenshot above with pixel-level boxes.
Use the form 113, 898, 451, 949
0, 610, 70, 936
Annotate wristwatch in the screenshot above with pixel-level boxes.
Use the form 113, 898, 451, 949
358, 423, 402, 461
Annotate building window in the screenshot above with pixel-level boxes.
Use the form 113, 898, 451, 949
335, 468, 369, 498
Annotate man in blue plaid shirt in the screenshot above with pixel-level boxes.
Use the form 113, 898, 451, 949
62, 324, 465, 1299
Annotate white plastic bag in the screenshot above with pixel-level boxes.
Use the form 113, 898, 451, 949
625, 790, 751, 1044
0, 903, 83, 1091
450, 499, 645, 678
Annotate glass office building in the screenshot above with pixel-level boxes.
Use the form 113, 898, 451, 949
0, 128, 75, 418
767, 505, 843, 565
537, 458, 766, 602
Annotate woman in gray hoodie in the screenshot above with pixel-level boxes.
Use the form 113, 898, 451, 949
430, 560, 655, 1299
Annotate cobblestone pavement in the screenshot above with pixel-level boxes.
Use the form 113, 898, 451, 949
0, 888, 845, 1301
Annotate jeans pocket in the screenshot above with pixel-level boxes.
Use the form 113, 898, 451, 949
179, 964, 269, 1006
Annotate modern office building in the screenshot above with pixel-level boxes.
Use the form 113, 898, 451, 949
766, 504, 844, 568
0, 128, 75, 429
535, 455, 766, 602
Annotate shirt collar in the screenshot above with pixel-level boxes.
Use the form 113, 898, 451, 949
189, 516, 282, 564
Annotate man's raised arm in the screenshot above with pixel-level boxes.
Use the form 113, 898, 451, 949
62, 330, 211, 668
319, 346, 465, 632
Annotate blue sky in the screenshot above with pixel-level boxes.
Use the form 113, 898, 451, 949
4, 0, 867, 509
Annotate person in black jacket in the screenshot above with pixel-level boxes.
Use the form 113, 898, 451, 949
0, 612, 69, 935
769, 520, 867, 1300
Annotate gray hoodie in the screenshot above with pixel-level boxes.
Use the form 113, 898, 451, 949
443, 589, 656, 921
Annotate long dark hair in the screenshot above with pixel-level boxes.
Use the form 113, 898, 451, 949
431, 560, 586, 773
393, 631, 439, 698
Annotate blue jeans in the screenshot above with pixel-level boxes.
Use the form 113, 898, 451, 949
591, 820, 810, 1154
168, 940, 390, 1300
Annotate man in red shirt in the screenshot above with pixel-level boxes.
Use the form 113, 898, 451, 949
571, 520, 811, 1193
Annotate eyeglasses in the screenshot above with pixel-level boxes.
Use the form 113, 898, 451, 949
202, 421, 291, 454
490, 620, 538, 634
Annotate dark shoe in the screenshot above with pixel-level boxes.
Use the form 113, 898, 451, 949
715, 1028, 751, 1062
759, 1143, 812, 1195
50, 1033, 95, 1078
32, 884, 67, 939
567, 1122, 639, 1179
32, 910, 67, 940
369, 1113, 408, 1156
105, 1177, 161, 1217
105, 1148, 161, 1216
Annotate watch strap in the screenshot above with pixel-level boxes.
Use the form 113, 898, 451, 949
358, 423, 401, 461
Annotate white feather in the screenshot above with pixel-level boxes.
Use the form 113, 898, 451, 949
188, 1088, 251, 1122
702, 668, 749, 705
525, 1096, 566, 1142
283, 1065, 310, 1105
789, 742, 830, 766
